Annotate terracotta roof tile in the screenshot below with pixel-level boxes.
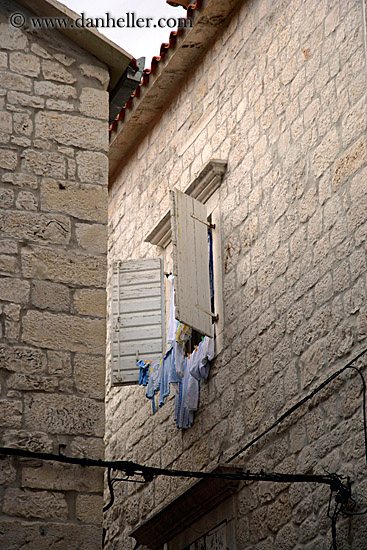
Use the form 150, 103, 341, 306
108, 1, 201, 132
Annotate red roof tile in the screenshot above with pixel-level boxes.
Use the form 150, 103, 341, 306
109, 1, 201, 132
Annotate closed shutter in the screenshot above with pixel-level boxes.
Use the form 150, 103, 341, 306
111, 258, 165, 385
170, 189, 212, 337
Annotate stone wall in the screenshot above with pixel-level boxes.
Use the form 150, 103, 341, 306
0, 1, 109, 547
106, 0, 367, 548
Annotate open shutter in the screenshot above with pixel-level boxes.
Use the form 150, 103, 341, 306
111, 258, 165, 385
170, 189, 212, 337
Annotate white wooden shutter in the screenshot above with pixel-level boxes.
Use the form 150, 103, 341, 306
170, 189, 212, 337
111, 258, 165, 386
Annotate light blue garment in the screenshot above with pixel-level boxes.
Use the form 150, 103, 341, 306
146, 358, 162, 414
159, 346, 181, 408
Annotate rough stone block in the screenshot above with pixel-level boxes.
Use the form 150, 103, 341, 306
46, 98, 74, 111
34, 80, 77, 99
0, 23, 28, 50
0, 71, 31, 92
7, 373, 59, 392
333, 137, 366, 190
8, 91, 44, 109
74, 353, 105, 399
0, 254, 17, 274
22, 310, 106, 354
0, 111, 12, 134
21, 149, 66, 177
14, 113, 33, 136
31, 280, 70, 312
42, 60, 76, 83
22, 463, 103, 492
40, 178, 107, 223
0, 457, 17, 485
312, 127, 339, 178
16, 190, 38, 211
75, 223, 107, 253
73, 289, 106, 318
3, 488, 68, 520
0, 400, 22, 428
0, 278, 30, 303
24, 393, 104, 436
9, 52, 40, 77
21, 244, 106, 288
76, 151, 108, 184
0, 187, 14, 207
0, 344, 47, 373
2, 172, 38, 189
70, 437, 104, 460
0, 149, 17, 170
1, 210, 70, 245
80, 63, 109, 89
0, 520, 102, 550
35, 112, 108, 151
79, 88, 108, 120
47, 350, 72, 376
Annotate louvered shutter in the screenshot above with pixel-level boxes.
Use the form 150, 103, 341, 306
170, 189, 212, 337
111, 258, 165, 385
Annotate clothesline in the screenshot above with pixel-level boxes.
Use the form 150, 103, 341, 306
137, 275, 214, 429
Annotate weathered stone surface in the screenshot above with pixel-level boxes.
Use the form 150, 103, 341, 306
1, 210, 70, 244
13, 111, 34, 136
0, 400, 22, 428
47, 350, 72, 376
0, 457, 17, 485
34, 80, 77, 99
80, 63, 109, 89
0, 111, 12, 133
0, 149, 17, 170
0, 278, 30, 303
22, 310, 106, 354
9, 52, 40, 77
74, 353, 105, 399
76, 495, 103, 524
76, 151, 108, 184
7, 373, 59, 392
2, 172, 38, 188
0, 520, 102, 550
24, 393, 104, 436
22, 463, 103, 492
0, 24, 28, 50
79, 88, 108, 120
35, 112, 108, 151
0, 187, 14, 207
21, 149, 66, 177
7, 91, 44, 109
70, 437, 104, 460
73, 289, 106, 318
0, 344, 47, 373
3, 488, 68, 520
1, 430, 53, 453
0, 71, 31, 92
42, 60, 76, 84
75, 223, 107, 253
31, 280, 70, 312
333, 137, 366, 190
0, 254, 17, 274
22, 245, 106, 287
40, 178, 107, 222
16, 190, 38, 210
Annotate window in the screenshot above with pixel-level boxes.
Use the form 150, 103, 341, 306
111, 160, 226, 386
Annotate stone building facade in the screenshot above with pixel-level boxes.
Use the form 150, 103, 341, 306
106, 0, 367, 548
0, 0, 132, 547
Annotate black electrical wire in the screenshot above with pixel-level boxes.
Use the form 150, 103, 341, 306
226, 347, 367, 464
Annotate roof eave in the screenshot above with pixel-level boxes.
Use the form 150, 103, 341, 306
108, 0, 242, 184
